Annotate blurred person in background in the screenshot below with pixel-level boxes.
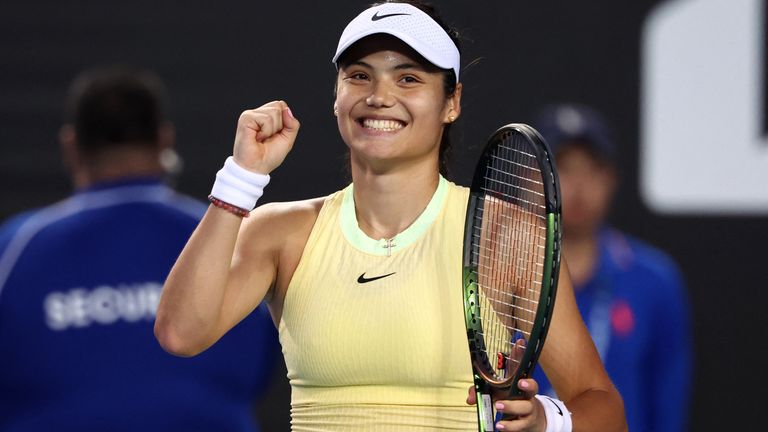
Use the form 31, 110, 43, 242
532, 103, 693, 432
0, 66, 280, 432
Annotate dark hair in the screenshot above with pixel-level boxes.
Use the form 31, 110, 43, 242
64, 66, 168, 157
346, 0, 462, 177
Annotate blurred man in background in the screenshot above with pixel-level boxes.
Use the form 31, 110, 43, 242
532, 104, 692, 432
0, 66, 280, 431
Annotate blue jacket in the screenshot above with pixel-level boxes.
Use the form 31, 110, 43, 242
0, 178, 280, 432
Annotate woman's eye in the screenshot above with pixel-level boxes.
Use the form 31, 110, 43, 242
400, 75, 420, 84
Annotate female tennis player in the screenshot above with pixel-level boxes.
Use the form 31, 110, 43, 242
155, 1, 627, 431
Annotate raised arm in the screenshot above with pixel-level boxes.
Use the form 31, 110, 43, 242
154, 101, 300, 357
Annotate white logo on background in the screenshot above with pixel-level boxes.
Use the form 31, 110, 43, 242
44, 283, 162, 331
641, 0, 767, 214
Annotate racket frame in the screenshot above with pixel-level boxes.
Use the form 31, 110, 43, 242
462, 124, 562, 431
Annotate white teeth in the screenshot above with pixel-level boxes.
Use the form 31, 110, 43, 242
362, 119, 404, 131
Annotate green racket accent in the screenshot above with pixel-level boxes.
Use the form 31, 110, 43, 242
462, 267, 483, 351
464, 262, 495, 431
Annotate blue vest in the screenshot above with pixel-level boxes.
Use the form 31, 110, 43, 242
0, 178, 280, 432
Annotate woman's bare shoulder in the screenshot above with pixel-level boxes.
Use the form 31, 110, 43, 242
239, 196, 327, 248
255, 196, 325, 224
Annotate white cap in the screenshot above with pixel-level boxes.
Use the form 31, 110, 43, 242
332, 3, 460, 82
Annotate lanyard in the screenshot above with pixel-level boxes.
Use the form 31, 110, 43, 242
587, 275, 613, 362
585, 229, 634, 362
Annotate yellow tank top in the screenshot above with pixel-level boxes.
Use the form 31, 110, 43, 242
279, 176, 477, 431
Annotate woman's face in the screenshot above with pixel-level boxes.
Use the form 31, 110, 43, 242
334, 35, 461, 173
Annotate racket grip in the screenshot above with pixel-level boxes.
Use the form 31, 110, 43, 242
475, 379, 496, 432
508, 377, 526, 398
498, 379, 526, 423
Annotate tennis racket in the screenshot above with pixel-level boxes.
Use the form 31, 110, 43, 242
462, 123, 562, 431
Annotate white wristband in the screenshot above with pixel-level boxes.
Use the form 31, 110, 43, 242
535, 395, 573, 432
210, 156, 271, 210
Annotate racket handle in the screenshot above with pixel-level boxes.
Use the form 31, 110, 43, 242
475, 379, 496, 432
508, 377, 525, 398
498, 378, 526, 423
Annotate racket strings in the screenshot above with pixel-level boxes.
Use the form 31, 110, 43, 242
473, 224, 546, 268
483, 167, 546, 196
480, 185, 547, 212
476, 308, 536, 326
472, 133, 547, 381
473, 210, 547, 232
481, 169, 546, 202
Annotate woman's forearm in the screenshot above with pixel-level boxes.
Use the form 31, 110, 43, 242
154, 206, 244, 356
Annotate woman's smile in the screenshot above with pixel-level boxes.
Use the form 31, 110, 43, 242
360, 118, 405, 132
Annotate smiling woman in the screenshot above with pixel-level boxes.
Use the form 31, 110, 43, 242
334, 34, 461, 178
154, 1, 627, 431
334, 0, 461, 178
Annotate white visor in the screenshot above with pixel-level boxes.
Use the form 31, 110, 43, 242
332, 3, 460, 82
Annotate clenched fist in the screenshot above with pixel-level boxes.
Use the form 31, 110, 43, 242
232, 100, 300, 174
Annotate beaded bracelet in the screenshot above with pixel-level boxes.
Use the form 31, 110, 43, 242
208, 195, 250, 218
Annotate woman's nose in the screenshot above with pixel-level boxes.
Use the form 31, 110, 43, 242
366, 81, 395, 107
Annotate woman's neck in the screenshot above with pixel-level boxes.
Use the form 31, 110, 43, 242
350, 161, 440, 240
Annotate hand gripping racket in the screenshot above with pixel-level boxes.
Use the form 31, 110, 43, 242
462, 123, 562, 431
